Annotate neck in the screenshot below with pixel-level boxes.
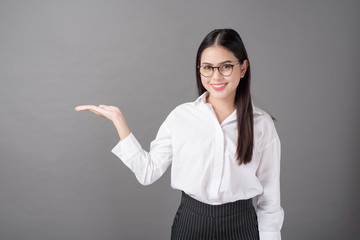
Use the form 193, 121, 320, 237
206, 92, 236, 113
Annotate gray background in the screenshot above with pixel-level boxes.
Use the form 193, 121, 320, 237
0, 0, 359, 239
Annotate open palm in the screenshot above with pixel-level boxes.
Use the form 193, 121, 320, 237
75, 105, 122, 122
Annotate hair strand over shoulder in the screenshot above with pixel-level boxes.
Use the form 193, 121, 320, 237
196, 28, 253, 165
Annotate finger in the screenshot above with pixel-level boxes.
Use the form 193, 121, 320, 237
76, 105, 103, 113
98, 105, 116, 113
106, 105, 120, 111
86, 106, 112, 119
99, 105, 120, 111
87, 109, 104, 117
75, 105, 97, 111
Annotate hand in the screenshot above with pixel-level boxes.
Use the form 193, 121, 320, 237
75, 105, 123, 123
75, 104, 131, 140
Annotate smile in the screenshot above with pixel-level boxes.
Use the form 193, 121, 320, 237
211, 83, 227, 91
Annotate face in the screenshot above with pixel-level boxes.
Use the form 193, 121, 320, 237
200, 45, 248, 104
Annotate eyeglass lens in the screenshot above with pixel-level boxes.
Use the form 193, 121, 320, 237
200, 64, 233, 77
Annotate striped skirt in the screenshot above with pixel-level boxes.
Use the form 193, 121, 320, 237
171, 192, 259, 240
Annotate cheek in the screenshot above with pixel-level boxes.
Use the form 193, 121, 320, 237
227, 77, 241, 88
233, 78, 241, 86
234, 70, 243, 80
201, 77, 209, 85
229, 73, 241, 84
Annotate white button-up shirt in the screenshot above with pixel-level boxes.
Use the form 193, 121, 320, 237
112, 91, 284, 240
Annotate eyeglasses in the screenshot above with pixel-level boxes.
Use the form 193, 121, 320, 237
198, 62, 240, 77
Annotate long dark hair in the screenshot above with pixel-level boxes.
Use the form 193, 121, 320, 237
196, 29, 253, 165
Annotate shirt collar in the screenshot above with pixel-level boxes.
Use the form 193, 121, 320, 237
195, 91, 261, 115
194, 91, 209, 105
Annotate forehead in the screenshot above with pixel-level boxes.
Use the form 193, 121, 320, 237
200, 45, 237, 64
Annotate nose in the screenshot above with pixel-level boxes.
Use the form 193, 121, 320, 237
212, 67, 224, 80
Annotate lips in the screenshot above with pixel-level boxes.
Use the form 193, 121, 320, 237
211, 83, 227, 91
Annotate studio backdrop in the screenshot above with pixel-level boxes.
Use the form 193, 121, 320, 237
0, 0, 359, 239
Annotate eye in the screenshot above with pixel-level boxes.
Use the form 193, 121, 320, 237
203, 66, 212, 70
221, 64, 232, 69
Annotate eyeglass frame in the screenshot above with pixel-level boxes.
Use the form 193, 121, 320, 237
198, 62, 240, 77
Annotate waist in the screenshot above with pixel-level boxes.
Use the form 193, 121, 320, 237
180, 191, 254, 217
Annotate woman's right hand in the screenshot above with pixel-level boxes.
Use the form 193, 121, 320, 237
75, 104, 131, 140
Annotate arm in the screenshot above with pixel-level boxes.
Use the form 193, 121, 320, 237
75, 104, 173, 185
111, 111, 173, 185
255, 117, 285, 240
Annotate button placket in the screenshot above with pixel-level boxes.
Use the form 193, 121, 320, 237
212, 126, 224, 193
204, 103, 225, 198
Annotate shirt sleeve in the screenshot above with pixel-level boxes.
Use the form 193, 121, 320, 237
255, 116, 285, 240
111, 111, 174, 185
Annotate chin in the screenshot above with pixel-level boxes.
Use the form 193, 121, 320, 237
207, 88, 236, 100
209, 91, 231, 99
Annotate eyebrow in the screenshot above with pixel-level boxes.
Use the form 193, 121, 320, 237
201, 60, 234, 65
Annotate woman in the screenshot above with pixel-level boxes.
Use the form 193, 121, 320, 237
75, 29, 284, 240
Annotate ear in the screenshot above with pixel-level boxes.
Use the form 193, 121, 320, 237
240, 59, 248, 78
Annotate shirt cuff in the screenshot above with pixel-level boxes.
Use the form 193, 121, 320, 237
111, 132, 142, 162
259, 231, 282, 240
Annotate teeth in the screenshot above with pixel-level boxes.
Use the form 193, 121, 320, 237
212, 84, 226, 88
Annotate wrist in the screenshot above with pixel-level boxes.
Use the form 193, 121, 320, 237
112, 117, 131, 141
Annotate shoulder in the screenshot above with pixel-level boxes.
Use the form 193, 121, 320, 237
170, 100, 201, 115
253, 104, 273, 125
252, 103, 280, 151
161, 100, 200, 125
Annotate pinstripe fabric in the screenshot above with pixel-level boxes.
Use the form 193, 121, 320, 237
171, 192, 259, 240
